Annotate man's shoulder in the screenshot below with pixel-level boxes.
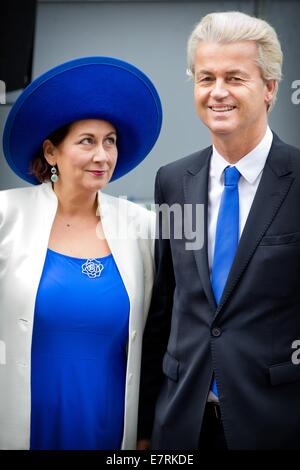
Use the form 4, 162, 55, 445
157, 145, 212, 181
284, 142, 300, 159
271, 133, 300, 174
273, 133, 300, 155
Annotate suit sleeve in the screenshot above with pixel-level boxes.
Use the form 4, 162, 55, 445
137, 168, 175, 439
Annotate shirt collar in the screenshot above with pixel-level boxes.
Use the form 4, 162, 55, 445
210, 126, 273, 184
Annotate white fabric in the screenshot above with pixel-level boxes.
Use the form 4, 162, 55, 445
0, 182, 155, 450
208, 126, 273, 271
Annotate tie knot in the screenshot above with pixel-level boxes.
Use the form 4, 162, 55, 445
224, 166, 240, 187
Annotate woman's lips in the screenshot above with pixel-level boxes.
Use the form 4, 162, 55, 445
88, 170, 106, 176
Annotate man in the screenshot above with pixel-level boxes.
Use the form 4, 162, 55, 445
137, 11, 300, 450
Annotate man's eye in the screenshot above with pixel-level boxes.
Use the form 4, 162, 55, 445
228, 77, 241, 82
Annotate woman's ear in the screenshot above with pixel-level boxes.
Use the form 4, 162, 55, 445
43, 139, 57, 166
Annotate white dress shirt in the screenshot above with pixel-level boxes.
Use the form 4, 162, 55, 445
207, 126, 273, 403
208, 126, 273, 272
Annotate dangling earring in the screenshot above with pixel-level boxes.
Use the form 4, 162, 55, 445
50, 166, 58, 183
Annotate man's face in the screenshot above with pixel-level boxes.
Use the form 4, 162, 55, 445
193, 41, 275, 141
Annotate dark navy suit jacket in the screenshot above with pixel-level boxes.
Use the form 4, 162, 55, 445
138, 133, 300, 449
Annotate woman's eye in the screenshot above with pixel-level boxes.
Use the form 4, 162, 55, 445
105, 137, 116, 145
80, 137, 93, 144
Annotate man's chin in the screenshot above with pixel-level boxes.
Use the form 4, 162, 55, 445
208, 124, 236, 137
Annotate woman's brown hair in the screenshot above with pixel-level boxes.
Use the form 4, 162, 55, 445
30, 123, 71, 182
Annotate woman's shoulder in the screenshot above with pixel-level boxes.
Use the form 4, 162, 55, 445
0, 184, 50, 221
0, 184, 44, 201
0, 185, 34, 209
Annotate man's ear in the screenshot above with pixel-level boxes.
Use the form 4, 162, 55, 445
43, 139, 57, 166
265, 79, 276, 108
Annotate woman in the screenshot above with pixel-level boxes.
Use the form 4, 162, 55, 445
0, 56, 162, 450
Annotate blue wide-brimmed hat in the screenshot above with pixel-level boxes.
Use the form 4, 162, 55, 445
3, 56, 162, 184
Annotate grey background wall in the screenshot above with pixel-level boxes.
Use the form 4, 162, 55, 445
1, 0, 300, 202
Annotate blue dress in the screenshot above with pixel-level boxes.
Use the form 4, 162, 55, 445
30, 249, 130, 450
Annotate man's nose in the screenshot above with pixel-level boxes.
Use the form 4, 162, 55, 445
210, 79, 229, 99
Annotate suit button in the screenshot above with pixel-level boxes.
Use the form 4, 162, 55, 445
212, 327, 222, 337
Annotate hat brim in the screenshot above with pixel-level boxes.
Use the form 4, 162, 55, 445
3, 56, 162, 184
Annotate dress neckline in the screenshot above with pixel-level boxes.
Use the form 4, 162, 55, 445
47, 248, 112, 261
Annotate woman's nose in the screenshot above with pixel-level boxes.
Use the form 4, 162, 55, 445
92, 145, 108, 162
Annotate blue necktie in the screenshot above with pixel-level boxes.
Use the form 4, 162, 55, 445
210, 166, 241, 398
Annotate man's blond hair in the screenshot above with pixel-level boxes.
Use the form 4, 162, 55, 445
187, 11, 283, 111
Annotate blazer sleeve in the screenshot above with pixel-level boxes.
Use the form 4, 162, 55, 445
137, 168, 175, 439
0, 191, 6, 233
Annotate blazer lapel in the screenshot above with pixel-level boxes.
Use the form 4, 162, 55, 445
21, 183, 58, 324
183, 147, 217, 312
97, 192, 138, 315
215, 134, 294, 317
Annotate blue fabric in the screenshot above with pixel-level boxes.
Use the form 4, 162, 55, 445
211, 166, 241, 398
30, 249, 130, 450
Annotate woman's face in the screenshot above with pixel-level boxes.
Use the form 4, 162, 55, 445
44, 119, 118, 192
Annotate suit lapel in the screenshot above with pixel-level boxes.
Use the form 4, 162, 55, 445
215, 134, 294, 317
183, 147, 217, 312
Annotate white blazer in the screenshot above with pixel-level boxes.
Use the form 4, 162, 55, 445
0, 182, 155, 450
